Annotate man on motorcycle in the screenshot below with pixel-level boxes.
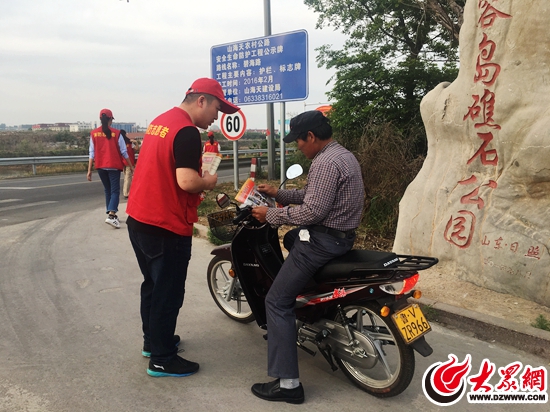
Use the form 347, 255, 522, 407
250, 110, 365, 403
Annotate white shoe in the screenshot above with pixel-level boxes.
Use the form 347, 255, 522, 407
105, 215, 120, 228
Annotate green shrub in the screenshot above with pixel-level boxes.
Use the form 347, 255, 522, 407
531, 315, 550, 331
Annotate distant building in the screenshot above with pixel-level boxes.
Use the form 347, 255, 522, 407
112, 122, 138, 133
70, 122, 93, 132
32, 123, 55, 131
50, 123, 71, 132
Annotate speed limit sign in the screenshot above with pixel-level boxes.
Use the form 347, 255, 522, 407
220, 110, 247, 141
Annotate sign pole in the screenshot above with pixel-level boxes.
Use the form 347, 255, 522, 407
280, 102, 286, 188
233, 140, 239, 191
264, 0, 276, 180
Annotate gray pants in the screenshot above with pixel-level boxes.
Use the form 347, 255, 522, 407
266, 227, 355, 379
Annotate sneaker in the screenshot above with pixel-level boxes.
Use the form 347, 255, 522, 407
105, 215, 120, 228
147, 355, 199, 377
142, 335, 181, 358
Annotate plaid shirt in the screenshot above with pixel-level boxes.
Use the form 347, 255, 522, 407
266, 141, 364, 231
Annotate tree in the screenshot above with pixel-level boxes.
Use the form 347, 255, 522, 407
304, 0, 464, 153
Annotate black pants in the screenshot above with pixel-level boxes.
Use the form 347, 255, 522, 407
265, 227, 355, 378
128, 227, 192, 363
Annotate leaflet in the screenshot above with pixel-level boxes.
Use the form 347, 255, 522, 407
202, 152, 222, 176
235, 178, 275, 207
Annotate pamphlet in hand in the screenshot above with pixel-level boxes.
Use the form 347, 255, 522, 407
235, 178, 275, 207
202, 152, 222, 176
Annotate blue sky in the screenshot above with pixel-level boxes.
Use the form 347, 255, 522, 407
0, 0, 346, 129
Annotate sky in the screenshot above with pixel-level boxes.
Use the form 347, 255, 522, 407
0, 0, 347, 130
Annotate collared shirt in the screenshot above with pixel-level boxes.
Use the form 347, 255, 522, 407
266, 141, 364, 232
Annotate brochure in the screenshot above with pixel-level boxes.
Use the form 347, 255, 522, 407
235, 178, 275, 207
202, 152, 222, 176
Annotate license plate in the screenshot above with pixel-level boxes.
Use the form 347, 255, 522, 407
391, 303, 431, 344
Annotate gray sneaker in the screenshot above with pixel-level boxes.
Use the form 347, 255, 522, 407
105, 215, 120, 228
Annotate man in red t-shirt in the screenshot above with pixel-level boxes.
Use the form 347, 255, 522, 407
126, 78, 239, 378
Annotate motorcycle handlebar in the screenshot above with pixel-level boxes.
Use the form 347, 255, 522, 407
233, 205, 253, 225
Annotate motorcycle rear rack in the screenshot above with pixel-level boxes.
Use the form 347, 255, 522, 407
314, 254, 438, 283
392, 255, 439, 271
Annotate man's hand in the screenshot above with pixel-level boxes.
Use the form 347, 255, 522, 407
251, 206, 268, 223
256, 183, 277, 198
202, 171, 218, 191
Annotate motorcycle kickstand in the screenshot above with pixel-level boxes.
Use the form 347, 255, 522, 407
318, 345, 338, 372
297, 341, 316, 356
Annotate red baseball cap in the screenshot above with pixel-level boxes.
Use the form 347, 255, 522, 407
207, 131, 214, 137
99, 109, 114, 119
186, 78, 240, 114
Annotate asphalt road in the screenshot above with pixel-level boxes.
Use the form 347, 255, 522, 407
0, 168, 249, 228
0, 177, 548, 411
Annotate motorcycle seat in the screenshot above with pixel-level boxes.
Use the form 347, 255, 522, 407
314, 249, 399, 281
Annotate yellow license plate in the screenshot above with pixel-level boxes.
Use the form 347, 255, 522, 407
391, 303, 431, 344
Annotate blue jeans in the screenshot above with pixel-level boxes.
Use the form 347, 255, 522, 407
97, 168, 121, 214
128, 227, 192, 363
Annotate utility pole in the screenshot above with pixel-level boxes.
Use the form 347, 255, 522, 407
264, 0, 276, 180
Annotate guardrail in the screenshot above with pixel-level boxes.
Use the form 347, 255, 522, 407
0, 149, 286, 174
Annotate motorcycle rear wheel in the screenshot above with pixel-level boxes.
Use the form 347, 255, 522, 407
332, 302, 415, 398
207, 256, 255, 323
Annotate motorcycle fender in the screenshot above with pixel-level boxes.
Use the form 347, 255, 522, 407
409, 335, 433, 357
210, 244, 232, 261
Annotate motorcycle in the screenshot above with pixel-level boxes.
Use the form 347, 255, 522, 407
206, 165, 438, 397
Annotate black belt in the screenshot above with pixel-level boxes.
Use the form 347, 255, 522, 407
309, 225, 356, 239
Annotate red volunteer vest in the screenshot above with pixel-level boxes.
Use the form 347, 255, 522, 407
126, 107, 201, 236
90, 127, 124, 170
203, 141, 219, 153
122, 143, 136, 166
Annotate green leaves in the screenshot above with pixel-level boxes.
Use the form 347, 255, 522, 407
305, 0, 463, 152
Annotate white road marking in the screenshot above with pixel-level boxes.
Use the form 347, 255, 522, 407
0, 201, 57, 212
0, 199, 22, 204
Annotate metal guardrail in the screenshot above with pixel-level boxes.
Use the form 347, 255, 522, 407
0, 149, 288, 167
0, 149, 286, 174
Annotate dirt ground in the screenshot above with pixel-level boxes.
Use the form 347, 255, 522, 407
199, 217, 550, 330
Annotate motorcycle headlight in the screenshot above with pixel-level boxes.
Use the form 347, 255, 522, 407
379, 273, 419, 295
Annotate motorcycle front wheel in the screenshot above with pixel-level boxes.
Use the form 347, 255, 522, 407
207, 256, 255, 323
332, 302, 415, 398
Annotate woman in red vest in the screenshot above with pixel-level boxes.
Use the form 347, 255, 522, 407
203, 131, 220, 154
87, 109, 133, 228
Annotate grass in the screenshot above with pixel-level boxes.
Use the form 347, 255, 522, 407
421, 304, 438, 322
531, 315, 550, 331
0, 163, 88, 179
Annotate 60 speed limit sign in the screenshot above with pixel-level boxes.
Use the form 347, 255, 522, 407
220, 110, 247, 141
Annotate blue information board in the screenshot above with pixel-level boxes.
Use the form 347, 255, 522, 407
211, 30, 308, 106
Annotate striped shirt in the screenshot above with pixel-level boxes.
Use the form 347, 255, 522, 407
266, 141, 364, 231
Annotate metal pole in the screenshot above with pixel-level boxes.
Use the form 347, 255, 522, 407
264, 0, 276, 180
233, 140, 239, 191
280, 102, 286, 188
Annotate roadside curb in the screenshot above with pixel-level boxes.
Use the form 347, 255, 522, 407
194, 223, 550, 359
413, 297, 550, 359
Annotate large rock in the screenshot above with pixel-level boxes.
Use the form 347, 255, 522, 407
394, 0, 550, 306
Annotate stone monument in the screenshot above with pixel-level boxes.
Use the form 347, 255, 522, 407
394, 0, 550, 306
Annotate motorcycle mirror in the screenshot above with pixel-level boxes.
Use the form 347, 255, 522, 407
216, 193, 231, 208
286, 164, 303, 180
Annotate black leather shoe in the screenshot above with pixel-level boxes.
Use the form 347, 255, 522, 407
251, 379, 304, 404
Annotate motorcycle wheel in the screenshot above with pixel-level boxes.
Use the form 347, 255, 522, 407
207, 256, 255, 323
332, 302, 415, 398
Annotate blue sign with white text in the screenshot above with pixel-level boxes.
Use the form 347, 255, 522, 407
211, 30, 308, 106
